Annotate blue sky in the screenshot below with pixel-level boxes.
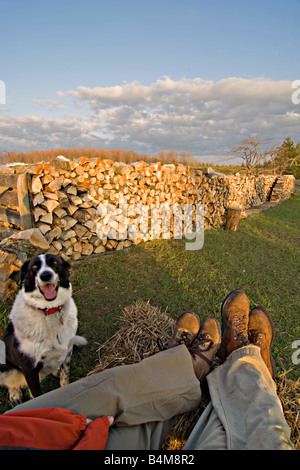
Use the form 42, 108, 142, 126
0, 0, 300, 161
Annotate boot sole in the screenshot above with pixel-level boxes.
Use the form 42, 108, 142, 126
220, 289, 248, 333
218, 289, 249, 360
249, 306, 277, 379
199, 317, 222, 367
207, 316, 222, 360
195, 317, 222, 381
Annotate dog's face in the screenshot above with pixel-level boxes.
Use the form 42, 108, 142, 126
21, 254, 71, 306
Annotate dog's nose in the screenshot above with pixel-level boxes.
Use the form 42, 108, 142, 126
39, 271, 54, 283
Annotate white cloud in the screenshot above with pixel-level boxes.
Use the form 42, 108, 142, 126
67, 76, 293, 109
1, 76, 300, 159
32, 98, 67, 111
0, 115, 100, 151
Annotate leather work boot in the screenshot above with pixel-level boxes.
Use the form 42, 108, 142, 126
189, 317, 221, 381
166, 311, 200, 349
248, 306, 277, 379
218, 289, 250, 361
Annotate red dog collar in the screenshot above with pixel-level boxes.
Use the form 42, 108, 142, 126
38, 306, 63, 316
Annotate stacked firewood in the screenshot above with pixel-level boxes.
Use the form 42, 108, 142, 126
28, 157, 295, 260
31, 158, 204, 259
0, 160, 295, 300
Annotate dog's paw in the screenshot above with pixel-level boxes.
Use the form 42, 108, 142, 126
9, 389, 23, 406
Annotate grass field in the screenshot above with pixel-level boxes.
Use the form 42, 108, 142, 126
0, 181, 299, 412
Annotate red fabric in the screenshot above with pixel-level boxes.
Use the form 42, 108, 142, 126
73, 416, 110, 450
0, 407, 110, 450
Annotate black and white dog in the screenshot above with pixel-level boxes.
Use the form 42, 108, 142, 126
0, 254, 87, 405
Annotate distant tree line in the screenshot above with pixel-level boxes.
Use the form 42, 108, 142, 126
0, 147, 201, 167
0, 138, 299, 177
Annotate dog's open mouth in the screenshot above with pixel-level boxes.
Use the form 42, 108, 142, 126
38, 283, 59, 301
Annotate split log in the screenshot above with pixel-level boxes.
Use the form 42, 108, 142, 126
31, 175, 43, 194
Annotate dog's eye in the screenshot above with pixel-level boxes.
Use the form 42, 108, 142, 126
32, 265, 38, 271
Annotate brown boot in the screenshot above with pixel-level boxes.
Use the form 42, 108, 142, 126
218, 289, 250, 361
189, 317, 221, 381
166, 311, 200, 349
248, 306, 277, 379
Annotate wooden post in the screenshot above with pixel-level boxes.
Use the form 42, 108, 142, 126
17, 173, 34, 229
225, 207, 241, 232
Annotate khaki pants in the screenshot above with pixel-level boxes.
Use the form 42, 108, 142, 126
10, 344, 294, 450
184, 345, 294, 450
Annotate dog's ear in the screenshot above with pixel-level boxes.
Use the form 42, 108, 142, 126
20, 259, 31, 284
57, 256, 71, 289
60, 256, 71, 271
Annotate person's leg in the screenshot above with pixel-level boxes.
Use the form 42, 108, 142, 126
104, 315, 222, 450
185, 291, 294, 450
8, 346, 200, 450
9, 345, 201, 425
105, 419, 178, 450
9, 314, 221, 450
185, 345, 294, 450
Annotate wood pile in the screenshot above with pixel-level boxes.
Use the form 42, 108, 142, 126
269, 176, 295, 202
0, 168, 33, 238
0, 158, 295, 301
26, 158, 295, 261
31, 158, 202, 260
224, 174, 277, 209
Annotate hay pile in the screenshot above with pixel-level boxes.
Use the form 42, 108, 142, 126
89, 300, 300, 450
276, 376, 300, 449
89, 300, 174, 373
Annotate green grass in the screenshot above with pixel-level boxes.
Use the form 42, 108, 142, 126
1, 182, 300, 412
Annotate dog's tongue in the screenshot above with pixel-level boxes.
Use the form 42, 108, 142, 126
40, 284, 57, 300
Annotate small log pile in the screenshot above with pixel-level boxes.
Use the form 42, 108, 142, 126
269, 176, 295, 202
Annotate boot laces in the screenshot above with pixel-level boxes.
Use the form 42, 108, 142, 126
233, 312, 249, 345
189, 333, 213, 359
157, 330, 195, 351
175, 330, 195, 347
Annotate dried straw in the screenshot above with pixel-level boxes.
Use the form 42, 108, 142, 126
88, 300, 300, 450
88, 300, 174, 375
276, 376, 300, 450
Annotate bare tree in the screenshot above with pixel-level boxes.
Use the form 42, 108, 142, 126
227, 137, 276, 174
